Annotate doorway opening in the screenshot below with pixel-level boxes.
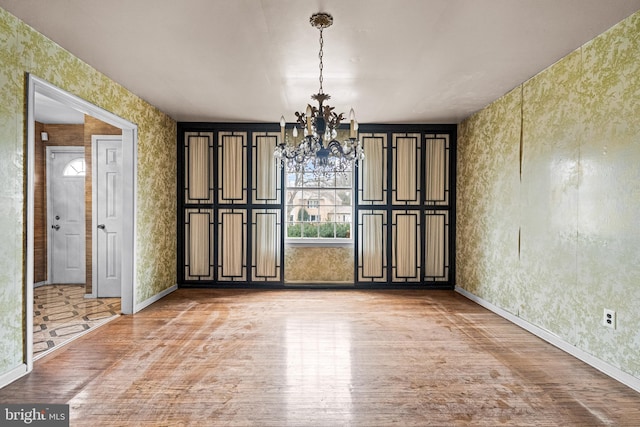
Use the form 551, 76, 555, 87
33, 285, 120, 358
26, 75, 138, 369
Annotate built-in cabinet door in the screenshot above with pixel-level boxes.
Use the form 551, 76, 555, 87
180, 128, 283, 285
355, 130, 453, 286
356, 133, 389, 283
392, 210, 421, 282
218, 131, 247, 205
392, 133, 421, 206
251, 209, 281, 282
357, 209, 387, 283
358, 133, 387, 206
184, 208, 215, 281
424, 134, 450, 207
184, 132, 215, 205
250, 132, 282, 283
217, 209, 247, 282
180, 125, 453, 287
252, 132, 281, 205
390, 134, 422, 282
424, 210, 449, 283
183, 132, 215, 282
423, 134, 451, 282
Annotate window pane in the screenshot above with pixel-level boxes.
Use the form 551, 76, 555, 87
324, 206, 336, 223
298, 207, 311, 221
284, 158, 354, 241
287, 223, 302, 237
302, 223, 319, 238
302, 172, 316, 186
318, 222, 335, 238
336, 172, 352, 188
63, 158, 86, 176
287, 172, 302, 187
336, 223, 351, 238
337, 190, 352, 206
286, 190, 300, 204
318, 174, 336, 188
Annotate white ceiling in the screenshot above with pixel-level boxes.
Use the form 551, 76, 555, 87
3, 0, 640, 124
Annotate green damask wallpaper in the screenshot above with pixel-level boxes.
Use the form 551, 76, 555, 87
458, 11, 640, 379
285, 247, 354, 283
0, 8, 176, 375
0, 7, 24, 377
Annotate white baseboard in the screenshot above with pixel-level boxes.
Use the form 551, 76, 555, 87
134, 284, 177, 313
455, 286, 640, 394
0, 363, 28, 390
33, 281, 47, 288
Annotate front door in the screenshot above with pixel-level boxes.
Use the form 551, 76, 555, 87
93, 136, 123, 297
47, 147, 86, 284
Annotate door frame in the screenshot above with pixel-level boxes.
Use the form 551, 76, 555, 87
45, 146, 86, 285
26, 74, 138, 373
90, 135, 123, 298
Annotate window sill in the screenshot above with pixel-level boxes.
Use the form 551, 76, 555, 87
285, 238, 354, 248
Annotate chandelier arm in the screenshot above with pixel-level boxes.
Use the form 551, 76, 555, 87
294, 111, 307, 129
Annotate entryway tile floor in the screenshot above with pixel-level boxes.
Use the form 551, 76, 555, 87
33, 284, 120, 359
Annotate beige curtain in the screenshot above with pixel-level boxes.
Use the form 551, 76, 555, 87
395, 214, 417, 278
396, 137, 417, 202
189, 212, 210, 277
425, 136, 446, 202
222, 213, 243, 277
362, 214, 384, 277
425, 214, 445, 277
222, 135, 243, 201
256, 136, 276, 202
188, 136, 209, 200
255, 213, 277, 277
363, 137, 384, 202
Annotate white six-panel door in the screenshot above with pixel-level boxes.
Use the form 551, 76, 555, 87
93, 136, 123, 297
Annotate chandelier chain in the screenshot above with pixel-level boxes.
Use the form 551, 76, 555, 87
274, 12, 364, 176
318, 28, 324, 94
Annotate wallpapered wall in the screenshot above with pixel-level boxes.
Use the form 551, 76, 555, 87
285, 247, 354, 283
0, 8, 177, 375
457, 11, 640, 379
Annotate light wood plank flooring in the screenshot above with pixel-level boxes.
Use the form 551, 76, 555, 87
2, 289, 639, 426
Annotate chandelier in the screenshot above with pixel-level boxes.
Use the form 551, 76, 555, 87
274, 12, 364, 175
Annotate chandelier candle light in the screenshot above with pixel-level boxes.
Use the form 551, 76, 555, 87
274, 12, 364, 174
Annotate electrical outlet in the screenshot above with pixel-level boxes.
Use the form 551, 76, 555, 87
603, 309, 616, 329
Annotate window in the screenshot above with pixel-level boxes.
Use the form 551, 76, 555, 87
285, 163, 353, 240
63, 158, 86, 176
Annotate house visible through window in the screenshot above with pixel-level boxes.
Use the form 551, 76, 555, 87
285, 163, 353, 240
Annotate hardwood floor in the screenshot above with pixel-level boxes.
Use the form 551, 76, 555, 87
2, 289, 639, 426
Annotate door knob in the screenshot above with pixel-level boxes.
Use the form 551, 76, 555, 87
97, 224, 106, 230
51, 224, 60, 231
